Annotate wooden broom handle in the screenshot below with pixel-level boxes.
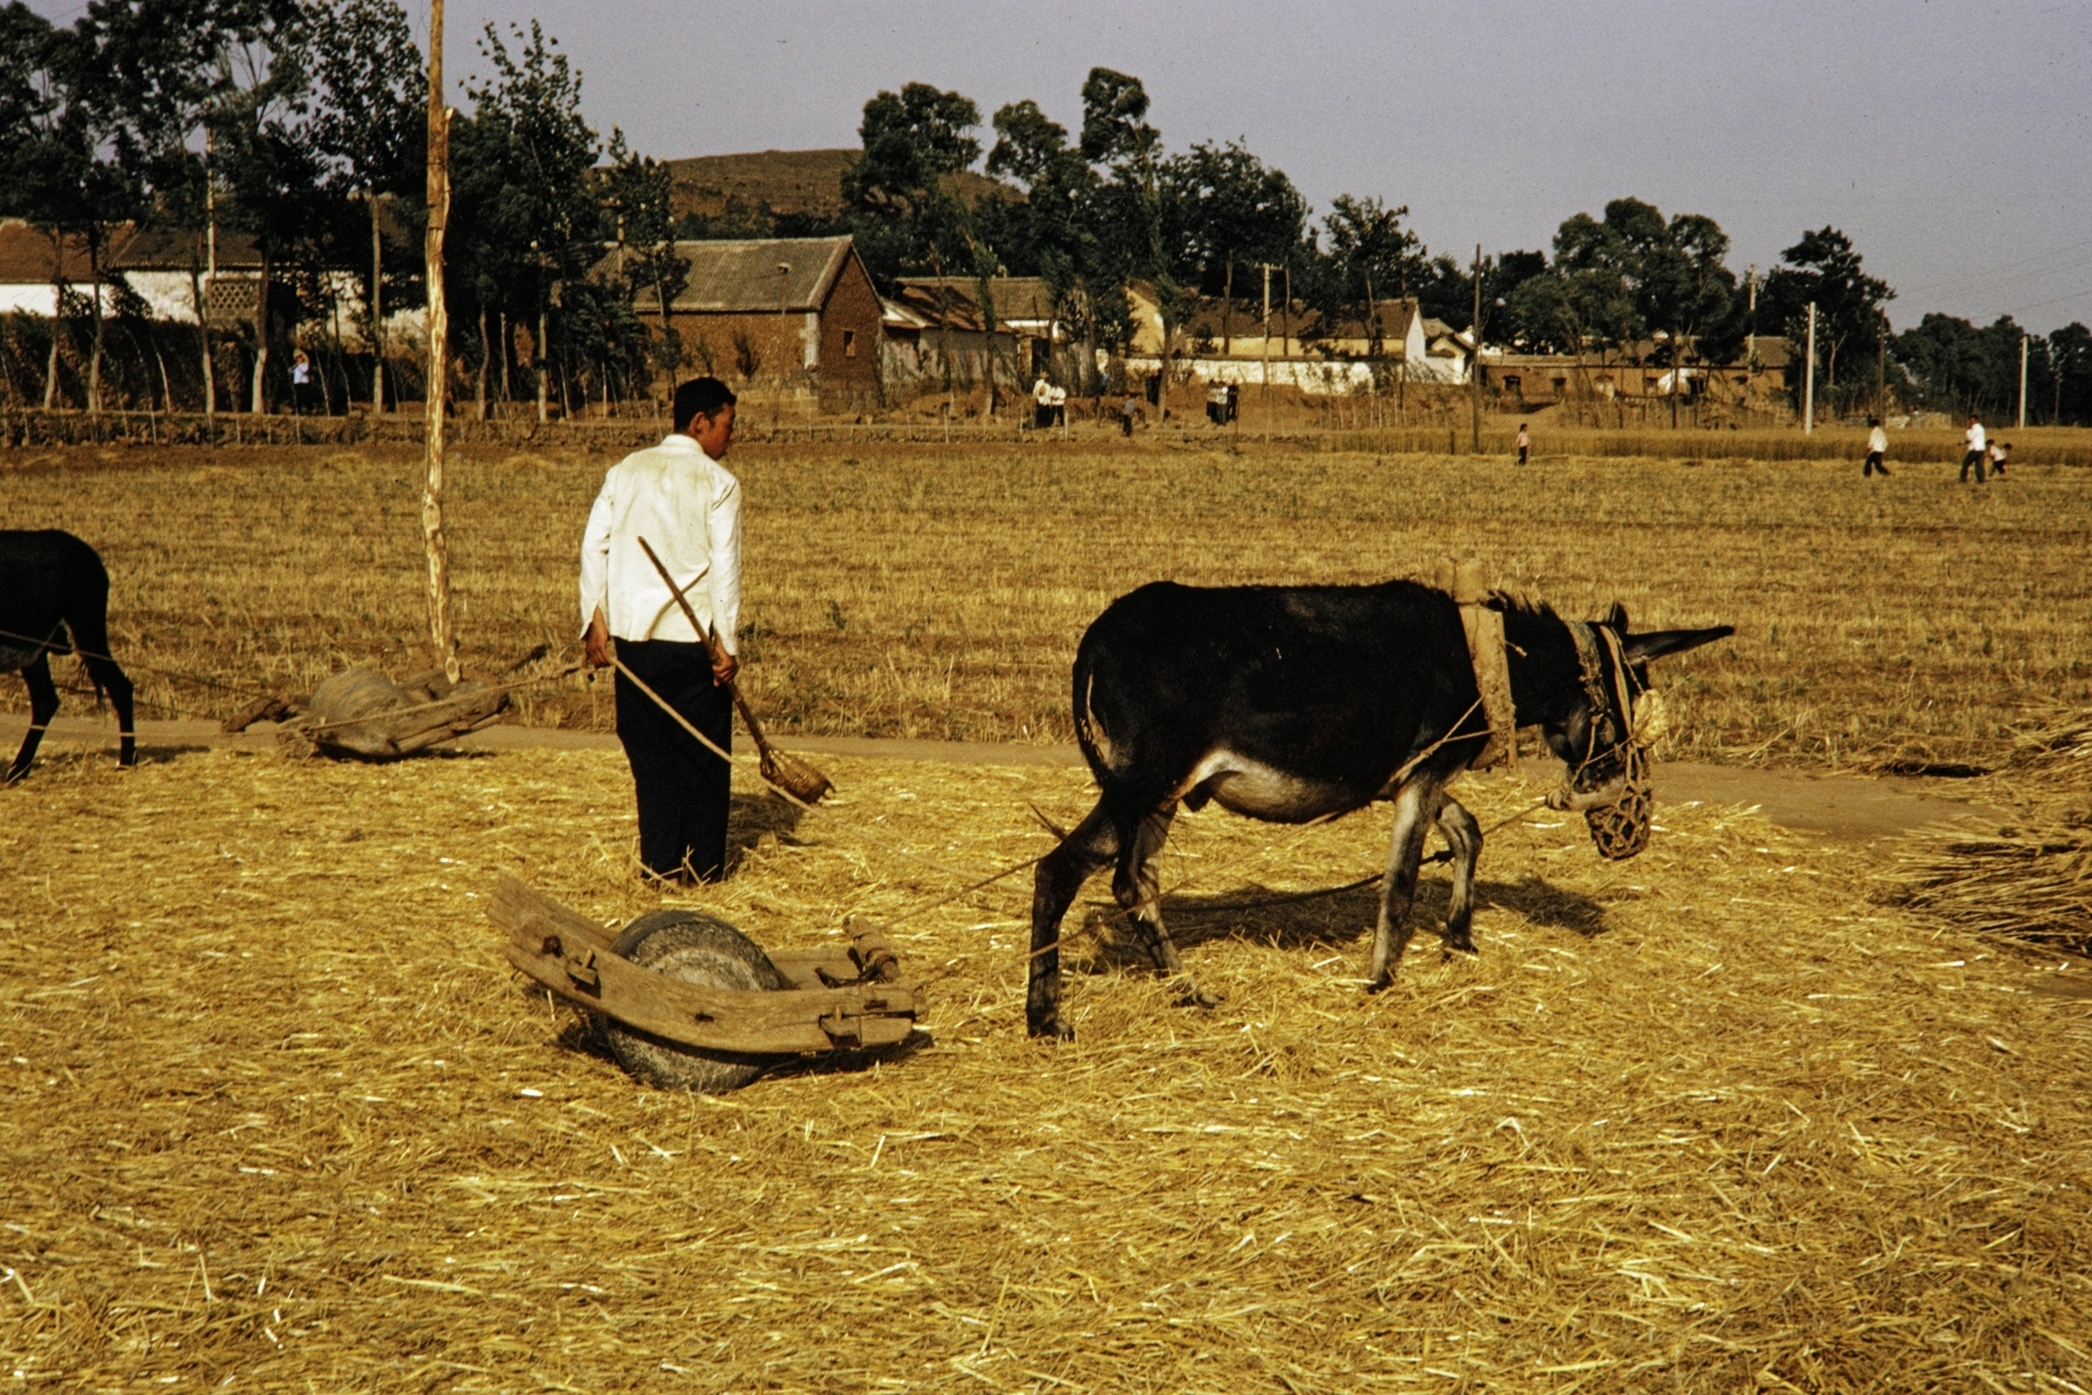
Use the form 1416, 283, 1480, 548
635, 536, 771, 748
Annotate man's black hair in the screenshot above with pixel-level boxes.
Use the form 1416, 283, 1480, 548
674, 377, 738, 432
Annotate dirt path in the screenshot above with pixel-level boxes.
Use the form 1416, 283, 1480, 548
7, 715, 2001, 841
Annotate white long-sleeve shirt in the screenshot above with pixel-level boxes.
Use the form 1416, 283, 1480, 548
578, 434, 742, 653
1868, 426, 1888, 453
1966, 421, 1986, 453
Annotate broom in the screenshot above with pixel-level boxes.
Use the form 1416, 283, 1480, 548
635, 536, 834, 805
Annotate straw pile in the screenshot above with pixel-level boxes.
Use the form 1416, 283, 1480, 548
3, 740, 2090, 1391
1886, 707, 2092, 957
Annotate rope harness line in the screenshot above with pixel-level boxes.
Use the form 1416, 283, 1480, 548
1568, 620, 1654, 862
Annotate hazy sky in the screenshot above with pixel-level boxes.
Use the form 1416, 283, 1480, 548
34, 0, 2092, 331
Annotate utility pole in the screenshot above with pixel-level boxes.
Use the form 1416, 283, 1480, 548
1259, 263, 1273, 388
422, 0, 457, 683
357, 190, 391, 415
2018, 332, 2029, 429
1745, 265, 1757, 370
777, 262, 790, 434
1876, 308, 1887, 418
1470, 243, 1482, 452
1802, 300, 1816, 435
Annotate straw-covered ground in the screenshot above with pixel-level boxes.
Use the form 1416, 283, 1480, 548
4, 737, 2090, 1392
2, 434, 2089, 770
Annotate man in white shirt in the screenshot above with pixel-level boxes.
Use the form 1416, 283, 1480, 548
1960, 414, 1987, 483
1864, 417, 1890, 477
1033, 374, 1054, 429
579, 376, 742, 882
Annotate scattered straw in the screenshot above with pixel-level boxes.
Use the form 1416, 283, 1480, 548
1887, 706, 2092, 956
2, 740, 2090, 1390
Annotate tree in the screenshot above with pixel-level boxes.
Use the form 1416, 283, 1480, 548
843, 81, 982, 291
1759, 226, 1892, 410
206, 2, 328, 413
984, 96, 1109, 386
303, 0, 424, 412
6, 6, 143, 410
462, 20, 599, 421
2051, 322, 2092, 425
598, 127, 688, 399
1162, 142, 1307, 290
1320, 195, 1420, 359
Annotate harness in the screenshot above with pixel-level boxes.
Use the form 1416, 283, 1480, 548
1567, 620, 1653, 861
1437, 557, 1654, 862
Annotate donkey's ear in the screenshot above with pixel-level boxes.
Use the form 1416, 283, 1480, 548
1602, 600, 1629, 632
1624, 625, 1734, 664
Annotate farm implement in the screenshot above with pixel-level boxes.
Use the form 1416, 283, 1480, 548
489, 877, 926, 1092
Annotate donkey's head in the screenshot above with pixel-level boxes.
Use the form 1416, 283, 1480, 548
1528, 601, 1733, 801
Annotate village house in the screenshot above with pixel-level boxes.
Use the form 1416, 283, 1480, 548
1122, 287, 1471, 391
611, 235, 883, 401
880, 276, 1080, 392
0, 218, 266, 325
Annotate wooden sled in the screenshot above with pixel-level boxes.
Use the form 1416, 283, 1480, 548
280, 666, 510, 761
490, 877, 925, 1069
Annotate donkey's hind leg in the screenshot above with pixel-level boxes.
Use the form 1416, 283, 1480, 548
1028, 799, 1120, 1039
6, 655, 59, 784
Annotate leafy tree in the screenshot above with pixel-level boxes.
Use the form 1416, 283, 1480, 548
2051, 322, 2092, 424
302, 0, 424, 408
1162, 140, 1306, 296
983, 96, 1111, 383
1759, 226, 1892, 406
842, 81, 983, 290
597, 127, 687, 396
5, 6, 144, 410
1319, 195, 1421, 356
461, 19, 600, 420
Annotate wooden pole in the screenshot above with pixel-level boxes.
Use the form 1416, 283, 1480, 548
1802, 300, 1816, 435
2018, 332, 2028, 429
422, 0, 457, 682
367, 190, 386, 415
1470, 243, 1482, 452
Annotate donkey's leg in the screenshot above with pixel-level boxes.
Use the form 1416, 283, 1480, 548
81, 654, 136, 769
1113, 802, 1216, 1007
1028, 798, 1120, 1039
1435, 796, 1483, 955
6, 655, 59, 784
66, 606, 135, 768
1365, 776, 1443, 991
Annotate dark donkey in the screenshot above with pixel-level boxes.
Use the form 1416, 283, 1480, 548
1, 530, 137, 783
1027, 579, 1731, 1038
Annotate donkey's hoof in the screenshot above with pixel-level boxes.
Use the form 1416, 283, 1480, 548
1028, 1017, 1075, 1042
1440, 927, 1478, 956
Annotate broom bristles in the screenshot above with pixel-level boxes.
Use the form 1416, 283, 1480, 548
760, 747, 834, 805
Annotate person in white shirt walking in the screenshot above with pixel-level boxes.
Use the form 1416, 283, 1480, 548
1988, 438, 2010, 477
1033, 373, 1054, 429
579, 377, 743, 883
1864, 417, 1890, 477
1960, 414, 1988, 483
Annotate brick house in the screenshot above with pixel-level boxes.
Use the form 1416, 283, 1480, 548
612, 235, 883, 398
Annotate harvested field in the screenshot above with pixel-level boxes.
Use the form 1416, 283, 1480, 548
2, 437, 2088, 771
4, 740, 2092, 1390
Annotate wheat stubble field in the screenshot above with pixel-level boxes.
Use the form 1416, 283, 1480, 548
3, 436, 2092, 1392
2, 433, 2089, 766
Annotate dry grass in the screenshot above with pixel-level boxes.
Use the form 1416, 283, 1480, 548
1886, 708, 2092, 956
3, 738, 2092, 1390
2, 437, 2089, 772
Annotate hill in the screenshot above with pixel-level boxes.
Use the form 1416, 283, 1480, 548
666, 148, 1015, 228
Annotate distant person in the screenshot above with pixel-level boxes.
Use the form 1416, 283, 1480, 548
1864, 417, 1890, 477
1516, 422, 1530, 467
291, 350, 314, 414
1960, 414, 1988, 483
1226, 382, 1239, 423
1989, 439, 2010, 477
1206, 382, 1228, 426
1120, 392, 1137, 437
1049, 382, 1068, 427
1033, 373, 1053, 430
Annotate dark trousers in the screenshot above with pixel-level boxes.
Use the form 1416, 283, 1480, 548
1961, 449, 1987, 483
614, 639, 733, 881
1864, 450, 1887, 476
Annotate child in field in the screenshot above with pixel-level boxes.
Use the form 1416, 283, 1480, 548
1120, 392, 1137, 436
1988, 439, 2009, 477
1516, 423, 1530, 466
1864, 417, 1889, 477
